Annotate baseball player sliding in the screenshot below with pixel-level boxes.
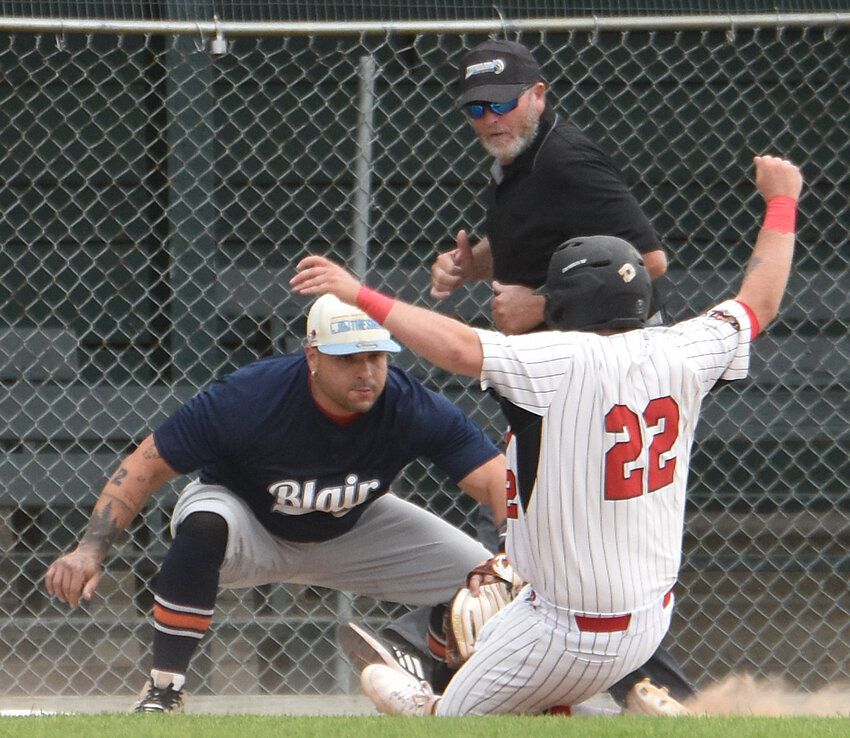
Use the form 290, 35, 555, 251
290, 154, 802, 715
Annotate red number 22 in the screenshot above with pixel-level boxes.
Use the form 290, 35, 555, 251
604, 397, 679, 500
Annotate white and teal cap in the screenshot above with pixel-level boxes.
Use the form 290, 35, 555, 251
305, 294, 401, 355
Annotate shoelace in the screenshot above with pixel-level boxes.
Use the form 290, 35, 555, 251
139, 684, 183, 711
412, 682, 435, 709
389, 679, 434, 711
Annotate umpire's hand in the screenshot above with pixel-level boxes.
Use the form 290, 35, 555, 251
491, 282, 546, 334
430, 230, 476, 299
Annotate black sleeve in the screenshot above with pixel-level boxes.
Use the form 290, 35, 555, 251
551, 143, 663, 256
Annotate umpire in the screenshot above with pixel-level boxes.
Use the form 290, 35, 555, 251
432, 38, 668, 333
429, 38, 692, 711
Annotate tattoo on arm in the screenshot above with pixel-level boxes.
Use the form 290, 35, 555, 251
80, 500, 121, 557
744, 255, 764, 276
142, 442, 161, 460
110, 467, 128, 486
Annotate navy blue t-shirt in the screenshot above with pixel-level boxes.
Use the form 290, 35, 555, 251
154, 354, 500, 542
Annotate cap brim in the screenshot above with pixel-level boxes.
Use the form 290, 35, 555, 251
457, 83, 531, 106
316, 339, 401, 355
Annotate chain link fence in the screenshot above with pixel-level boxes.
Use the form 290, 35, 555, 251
0, 14, 848, 698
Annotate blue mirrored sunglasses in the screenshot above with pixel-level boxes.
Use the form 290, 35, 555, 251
464, 97, 520, 119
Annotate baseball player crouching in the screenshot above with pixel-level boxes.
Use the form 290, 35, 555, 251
45, 294, 506, 713
291, 154, 802, 715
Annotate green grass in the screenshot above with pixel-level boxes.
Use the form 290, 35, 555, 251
1, 715, 849, 738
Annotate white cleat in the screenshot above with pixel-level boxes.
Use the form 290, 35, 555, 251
361, 663, 438, 716
624, 678, 690, 716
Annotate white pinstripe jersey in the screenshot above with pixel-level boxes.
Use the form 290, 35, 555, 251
476, 299, 754, 615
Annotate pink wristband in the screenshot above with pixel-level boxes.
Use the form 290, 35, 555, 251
356, 285, 396, 323
762, 196, 797, 233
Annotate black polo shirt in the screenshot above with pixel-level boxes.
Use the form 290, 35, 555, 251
483, 105, 666, 317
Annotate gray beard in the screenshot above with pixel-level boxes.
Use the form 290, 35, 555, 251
482, 108, 541, 162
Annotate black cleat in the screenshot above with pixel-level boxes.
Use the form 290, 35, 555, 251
132, 680, 185, 713
338, 621, 429, 682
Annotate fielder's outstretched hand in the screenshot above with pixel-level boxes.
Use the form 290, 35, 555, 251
45, 546, 103, 609
291, 255, 363, 305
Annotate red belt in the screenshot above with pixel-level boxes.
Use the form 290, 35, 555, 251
575, 613, 631, 632
575, 589, 673, 633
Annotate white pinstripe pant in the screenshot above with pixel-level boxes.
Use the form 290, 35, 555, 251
437, 586, 674, 715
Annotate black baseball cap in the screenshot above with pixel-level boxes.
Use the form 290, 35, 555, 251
457, 39, 543, 106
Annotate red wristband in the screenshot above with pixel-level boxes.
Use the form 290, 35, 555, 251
356, 285, 396, 323
736, 300, 761, 340
762, 195, 797, 233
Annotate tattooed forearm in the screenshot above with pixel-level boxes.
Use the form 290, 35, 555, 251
79, 500, 122, 556
744, 255, 763, 276
108, 462, 161, 508
110, 467, 128, 486
98, 490, 137, 514
141, 441, 161, 460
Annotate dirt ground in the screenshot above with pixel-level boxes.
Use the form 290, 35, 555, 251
5, 677, 850, 717
0, 694, 376, 716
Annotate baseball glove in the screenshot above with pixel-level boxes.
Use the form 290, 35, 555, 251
465, 552, 525, 594
444, 554, 526, 667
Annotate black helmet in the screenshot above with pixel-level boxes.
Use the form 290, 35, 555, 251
537, 235, 651, 332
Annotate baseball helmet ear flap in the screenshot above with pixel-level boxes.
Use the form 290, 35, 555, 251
538, 235, 651, 332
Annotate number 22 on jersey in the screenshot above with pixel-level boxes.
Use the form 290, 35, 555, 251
605, 396, 680, 500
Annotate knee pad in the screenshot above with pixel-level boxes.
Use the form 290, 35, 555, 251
175, 511, 228, 564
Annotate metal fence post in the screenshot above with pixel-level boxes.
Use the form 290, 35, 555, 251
350, 54, 376, 281
166, 34, 221, 385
